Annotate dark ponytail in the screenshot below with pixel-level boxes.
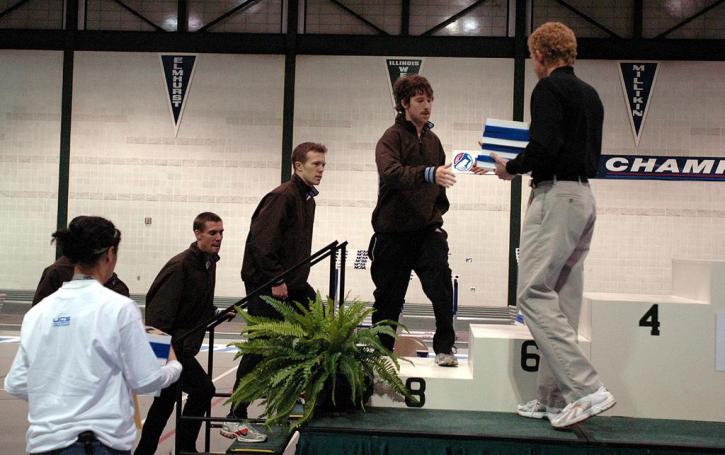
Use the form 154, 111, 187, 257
52, 216, 121, 268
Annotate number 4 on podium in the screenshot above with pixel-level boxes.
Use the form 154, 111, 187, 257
639, 304, 661, 336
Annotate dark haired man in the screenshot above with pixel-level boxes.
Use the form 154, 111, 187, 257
33, 258, 129, 304
135, 212, 225, 454
32, 216, 130, 305
369, 75, 458, 367
486, 22, 615, 428
221, 142, 326, 442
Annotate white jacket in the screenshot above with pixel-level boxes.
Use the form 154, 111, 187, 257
4, 279, 182, 453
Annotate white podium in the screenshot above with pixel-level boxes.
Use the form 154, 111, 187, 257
372, 260, 725, 422
585, 259, 725, 421
370, 324, 590, 412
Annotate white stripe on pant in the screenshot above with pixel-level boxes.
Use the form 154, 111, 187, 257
518, 180, 602, 408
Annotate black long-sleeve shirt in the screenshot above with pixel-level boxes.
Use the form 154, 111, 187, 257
506, 66, 603, 184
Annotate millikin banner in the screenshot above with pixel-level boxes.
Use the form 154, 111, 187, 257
161, 54, 197, 136
385, 57, 423, 109
619, 62, 659, 147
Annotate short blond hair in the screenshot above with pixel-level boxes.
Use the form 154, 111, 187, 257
528, 22, 577, 66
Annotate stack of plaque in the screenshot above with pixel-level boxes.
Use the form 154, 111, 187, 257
476, 119, 529, 169
145, 327, 172, 397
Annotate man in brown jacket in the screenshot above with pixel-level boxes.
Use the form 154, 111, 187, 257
369, 75, 459, 367
221, 142, 326, 442
33, 217, 130, 305
135, 212, 224, 454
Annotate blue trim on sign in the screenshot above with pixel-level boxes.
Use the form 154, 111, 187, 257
150, 342, 171, 359
483, 125, 530, 142
601, 174, 725, 181
481, 143, 524, 154
596, 155, 725, 181
477, 155, 495, 163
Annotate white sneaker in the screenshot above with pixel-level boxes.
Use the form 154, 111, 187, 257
549, 386, 616, 429
516, 399, 562, 420
220, 421, 268, 443
434, 352, 458, 367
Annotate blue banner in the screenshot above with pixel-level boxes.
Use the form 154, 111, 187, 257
161, 55, 197, 135
385, 57, 423, 109
619, 62, 658, 146
598, 155, 725, 181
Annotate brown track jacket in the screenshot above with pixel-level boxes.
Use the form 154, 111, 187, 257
145, 242, 218, 357
242, 174, 316, 291
372, 113, 450, 233
32, 256, 130, 305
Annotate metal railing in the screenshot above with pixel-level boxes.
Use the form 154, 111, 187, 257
172, 240, 348, 454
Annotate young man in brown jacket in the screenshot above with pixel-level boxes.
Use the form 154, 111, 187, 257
135, 212, 224, 454
369, 75, 459, 367
32, 216, 130, 305
33, 256, 129, 304
221, 142, 327, 442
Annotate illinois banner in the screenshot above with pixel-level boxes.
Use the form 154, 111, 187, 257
619, 62, 659, 147
161, 54, 197, 136
385, 57, 423, 110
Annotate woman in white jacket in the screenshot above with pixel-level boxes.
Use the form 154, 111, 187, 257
5, 216, 183, 455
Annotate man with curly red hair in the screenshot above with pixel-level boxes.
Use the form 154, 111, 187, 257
487, 22, 616, 428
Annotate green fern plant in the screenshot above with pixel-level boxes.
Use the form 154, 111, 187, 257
229, 293, 415, 428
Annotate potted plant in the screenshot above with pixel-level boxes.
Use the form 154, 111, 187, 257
229, 293, 415, 428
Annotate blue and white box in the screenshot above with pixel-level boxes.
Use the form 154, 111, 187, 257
146, 327, 172, 365
145, 327, 172, 397
477, 119, 529, 169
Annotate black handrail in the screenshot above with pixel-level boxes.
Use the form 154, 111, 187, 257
171, 240, 348, 454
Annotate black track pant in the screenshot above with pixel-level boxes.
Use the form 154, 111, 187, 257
134, 356, 215, 454
368, 227, 455, 354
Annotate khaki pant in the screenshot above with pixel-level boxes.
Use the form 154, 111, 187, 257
518, 180, 602, 407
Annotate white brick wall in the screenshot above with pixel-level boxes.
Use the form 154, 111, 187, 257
68, 52, 284, 296
295, 56, 514, 306
524, 60, 725, 295
1, 50, 723, 306
0, 50, 63, 288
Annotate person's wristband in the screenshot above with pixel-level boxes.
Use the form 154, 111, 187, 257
425, 166, 436, 183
